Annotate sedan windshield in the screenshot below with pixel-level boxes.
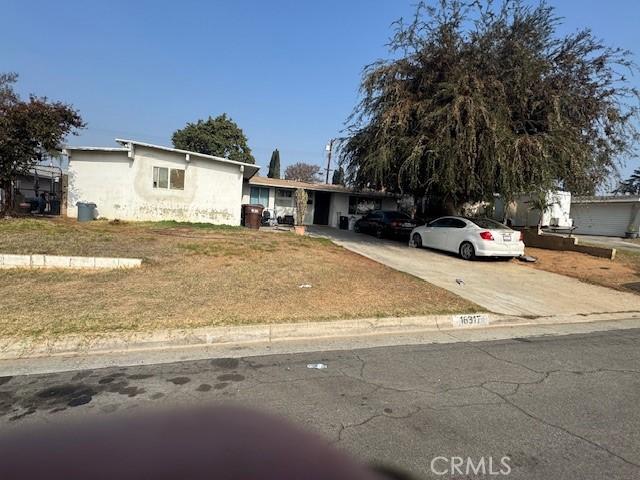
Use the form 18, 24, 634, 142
467, 217, 510, 229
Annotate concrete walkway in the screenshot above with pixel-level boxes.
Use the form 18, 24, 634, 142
309, 227, 640, 317
575, 234, 640, 253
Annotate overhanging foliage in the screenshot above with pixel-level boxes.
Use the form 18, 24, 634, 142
341, 0, 639, 209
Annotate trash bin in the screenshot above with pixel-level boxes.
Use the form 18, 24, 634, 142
49, 198, 61, 216
77, 202, 96, 222
242, 204, 264, 230
339, 215, 349, 230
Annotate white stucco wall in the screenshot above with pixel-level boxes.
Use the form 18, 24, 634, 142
328, 193, 350, 228
67, 146, 244, 225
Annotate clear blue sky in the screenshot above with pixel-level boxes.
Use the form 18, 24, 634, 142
2, 0, 639, 179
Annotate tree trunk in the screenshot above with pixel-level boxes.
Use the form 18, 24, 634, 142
443, 198, 458, 215
537, 212, 544, 235
0, 179, 14, 216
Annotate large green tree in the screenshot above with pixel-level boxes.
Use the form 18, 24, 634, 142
172, 114, 255, 164
341, 0, 639, 211
268, 148, 281, 178
0, 73, 84, 214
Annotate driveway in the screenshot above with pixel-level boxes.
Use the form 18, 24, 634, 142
575, 234, 640, 253
308, 227, 640, 317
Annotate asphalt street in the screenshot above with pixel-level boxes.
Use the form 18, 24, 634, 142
1, 328, 639, 479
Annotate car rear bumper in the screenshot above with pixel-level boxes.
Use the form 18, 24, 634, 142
475, 241, 525, 257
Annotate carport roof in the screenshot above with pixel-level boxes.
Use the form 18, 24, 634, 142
248, 176, 396, 197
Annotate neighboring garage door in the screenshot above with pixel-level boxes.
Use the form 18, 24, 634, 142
571, 203, 632, 236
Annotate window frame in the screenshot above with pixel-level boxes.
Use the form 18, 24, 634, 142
250, 186, 270, 207
169, 168, 185, 190
153, 166, 185, 191
275, 188, 294, 207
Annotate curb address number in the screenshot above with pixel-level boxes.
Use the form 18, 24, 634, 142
452, 314, 490, 327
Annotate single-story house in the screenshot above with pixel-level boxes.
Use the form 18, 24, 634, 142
571, 195, 640, 236
64, 139, 259, 225
243, 176, 399, 228
63, 138, 399, 227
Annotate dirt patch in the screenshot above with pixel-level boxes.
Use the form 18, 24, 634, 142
522, 247, 640, 294
0, 218, 477, 339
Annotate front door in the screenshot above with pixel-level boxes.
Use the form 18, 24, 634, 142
314, 191, 331, 225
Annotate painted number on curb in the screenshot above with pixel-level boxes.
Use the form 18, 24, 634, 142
452, 314, 490, 327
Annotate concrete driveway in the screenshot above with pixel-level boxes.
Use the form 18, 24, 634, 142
308, 227, 640, 317
575, 234, 640, 253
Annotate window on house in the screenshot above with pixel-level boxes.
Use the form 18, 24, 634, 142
348, 196, 382, 214
250, 187, 270, 207
153, 167, 185, 190
153, 167, 168, 189
275, 188, 293, 207
170, 168, 185, 190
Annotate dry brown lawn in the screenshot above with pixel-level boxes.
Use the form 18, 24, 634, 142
0, 218, 476, 339
523, 247, 640, 294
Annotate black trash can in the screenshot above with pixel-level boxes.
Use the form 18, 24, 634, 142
339, 216, 349, 230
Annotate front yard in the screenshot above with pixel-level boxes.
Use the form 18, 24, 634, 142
524, 247, 640, 293
0, 218, 476, 339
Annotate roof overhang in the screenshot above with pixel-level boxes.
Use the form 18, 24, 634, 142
572, 195, 640, 204
63, 146, 129, 153
248, 176, 398, 197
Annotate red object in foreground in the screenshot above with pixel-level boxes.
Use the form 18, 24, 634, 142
479, 231, 494, 241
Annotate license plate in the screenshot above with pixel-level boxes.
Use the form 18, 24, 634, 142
503, 233, 512, 241
401, 222, 413, 228
452, 314, 490, 327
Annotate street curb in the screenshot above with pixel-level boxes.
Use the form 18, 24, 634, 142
1, 311, 639, 360
0, 253, 142, 269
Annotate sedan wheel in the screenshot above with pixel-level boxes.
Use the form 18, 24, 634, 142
354, 224, 361, 233
459, 242, 475, 261
412, 233, 422, 248
375, 228, 384, 239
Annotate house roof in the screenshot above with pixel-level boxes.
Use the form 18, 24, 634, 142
572, 195, 640, 204
248, 176, 396, 197
64, 139, 260, 179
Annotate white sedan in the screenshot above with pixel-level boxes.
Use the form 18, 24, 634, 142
410, 216, 525, 260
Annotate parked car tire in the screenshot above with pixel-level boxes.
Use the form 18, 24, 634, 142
412, 232, 422, 248
354, 223, 361, 233
459, 241, 476, 261
375, 227, 384, 239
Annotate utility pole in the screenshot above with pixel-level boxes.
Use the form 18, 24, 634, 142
325, 138, 334, 184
